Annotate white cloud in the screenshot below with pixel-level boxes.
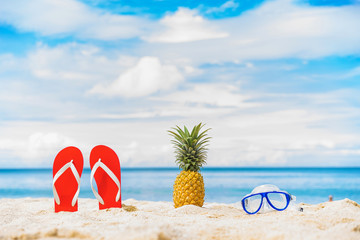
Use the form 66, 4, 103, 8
0, 54, 18, 73
28, 43, 99, 81
0, 121, 176, 168
0, 0, 147, 40
144, 0, 360, 63
0, 43, 140, 121
206, 0, 239, 13
344, 65, 360, 78
145, 8, 228, 43
0, 132, 77, 166
90, 56, 184, 97
2, 0, 358, 61
208, 108, 360, 166
24, 132, 76, 160
0, 99, 359, 168
155, 83, 257, 108
21, 42, 140, 85
1, 0, 359, 61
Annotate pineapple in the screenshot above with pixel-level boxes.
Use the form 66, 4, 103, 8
168, 123, 211, 208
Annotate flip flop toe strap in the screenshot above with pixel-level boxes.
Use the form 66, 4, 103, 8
52, 160, 81, 207
90, 159, 121, 205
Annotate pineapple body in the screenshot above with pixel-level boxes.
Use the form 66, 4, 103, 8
173, 170, 205, 208
168, 123, 210, 208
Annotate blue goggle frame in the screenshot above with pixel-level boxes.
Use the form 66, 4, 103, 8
241, 191, 293, 215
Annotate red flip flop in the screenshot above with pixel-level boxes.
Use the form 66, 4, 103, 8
52, 146, 83, 213
90, 145, 121, 210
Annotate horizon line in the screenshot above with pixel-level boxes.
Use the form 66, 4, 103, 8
1, 166, 360, 171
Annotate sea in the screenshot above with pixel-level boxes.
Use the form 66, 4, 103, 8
1, 167, 359, 205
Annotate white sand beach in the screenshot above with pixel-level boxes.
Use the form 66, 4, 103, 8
1, 198, 360, 240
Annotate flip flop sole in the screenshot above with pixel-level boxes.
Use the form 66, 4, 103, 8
53, 146, 83, 212
90, 145, 121, 210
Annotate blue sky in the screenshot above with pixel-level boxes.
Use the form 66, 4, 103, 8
0, 0, 359, 168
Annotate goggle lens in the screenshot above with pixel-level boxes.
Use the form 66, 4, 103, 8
243, 194, 262, 214
267, 192, 289, 210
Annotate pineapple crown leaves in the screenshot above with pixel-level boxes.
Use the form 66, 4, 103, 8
168, 123, 211, 172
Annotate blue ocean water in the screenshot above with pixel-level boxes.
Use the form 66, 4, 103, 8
0, 168, 359, 204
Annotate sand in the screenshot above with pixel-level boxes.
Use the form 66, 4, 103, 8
0, 198, 359, 240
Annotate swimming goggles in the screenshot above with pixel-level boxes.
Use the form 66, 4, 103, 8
241, 184, 296, 214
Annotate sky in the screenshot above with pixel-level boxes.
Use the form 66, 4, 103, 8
0, 0, 359, 168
